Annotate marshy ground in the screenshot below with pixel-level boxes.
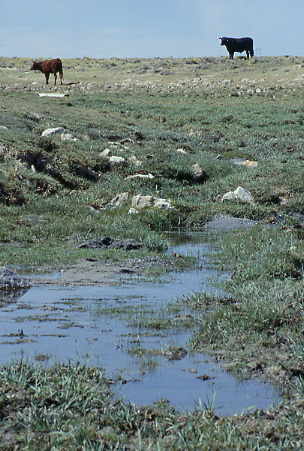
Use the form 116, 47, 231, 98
1, 55, 304, 449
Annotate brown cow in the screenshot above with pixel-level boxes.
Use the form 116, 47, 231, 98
30, 58, 63, 85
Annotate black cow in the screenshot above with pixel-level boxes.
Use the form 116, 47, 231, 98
219, 37, 254, 59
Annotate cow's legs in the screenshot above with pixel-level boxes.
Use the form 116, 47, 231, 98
54, 73, 57, 86
45, 74, 49, 84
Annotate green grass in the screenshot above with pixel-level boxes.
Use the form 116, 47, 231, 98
184, 223, 304, 387
0, 360, 304, 450
1, 55, 304, 448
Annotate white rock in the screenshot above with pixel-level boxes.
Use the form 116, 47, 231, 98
100, 148, 111, 157
132, 194, 172, 210
42, 127, 65, 137
222, 187, 254, 204
39, 93, 67, 98
125, 173, 154, 180
61, 133, 78, 141
177, 148, 187, 154
109, 156, 125, 163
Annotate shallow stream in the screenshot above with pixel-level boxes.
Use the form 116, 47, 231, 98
0, 229, 280, 415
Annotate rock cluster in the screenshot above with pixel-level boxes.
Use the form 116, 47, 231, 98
41, 127, 79, 141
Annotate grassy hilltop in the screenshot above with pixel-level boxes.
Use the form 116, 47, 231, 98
1, 56, 304, 449
1, 56, 304, 264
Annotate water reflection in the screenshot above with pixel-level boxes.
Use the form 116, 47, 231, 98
0, 229, 280, 415
0, 288, 30, 305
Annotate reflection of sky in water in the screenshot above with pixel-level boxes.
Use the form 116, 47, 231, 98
0, 229, 280, 415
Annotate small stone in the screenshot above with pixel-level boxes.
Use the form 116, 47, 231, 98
61, 133, 78, 141
41, 127, 65, 137
232, 158, 258, 168
109, 156, 125, 163
191, 163, 207, 182
100, 148, 111, 157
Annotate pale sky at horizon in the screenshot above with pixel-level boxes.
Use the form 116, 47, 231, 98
1, 1, 303, 59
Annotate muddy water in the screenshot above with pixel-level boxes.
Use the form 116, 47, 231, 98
0, 230, 280, 415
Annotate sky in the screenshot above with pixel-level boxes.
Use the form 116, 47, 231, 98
1, 0, 304, 59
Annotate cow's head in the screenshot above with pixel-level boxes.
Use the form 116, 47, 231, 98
30, 61, 38, 71
219, 37, 228, 46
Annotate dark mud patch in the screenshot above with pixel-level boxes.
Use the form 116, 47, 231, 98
78, 236, 145, 251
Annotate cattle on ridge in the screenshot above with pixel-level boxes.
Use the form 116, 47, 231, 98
30, 58, 63, 85
219, 37, 254, 60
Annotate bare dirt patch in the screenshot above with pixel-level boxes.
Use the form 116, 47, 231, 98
28, 254, 175, 287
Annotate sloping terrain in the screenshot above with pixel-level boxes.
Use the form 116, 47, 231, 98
1, 56, 304, 449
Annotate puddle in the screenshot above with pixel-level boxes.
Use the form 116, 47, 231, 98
0, 229, 280, 415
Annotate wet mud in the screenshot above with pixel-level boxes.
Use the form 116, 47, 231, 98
0, 228, 280, 414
